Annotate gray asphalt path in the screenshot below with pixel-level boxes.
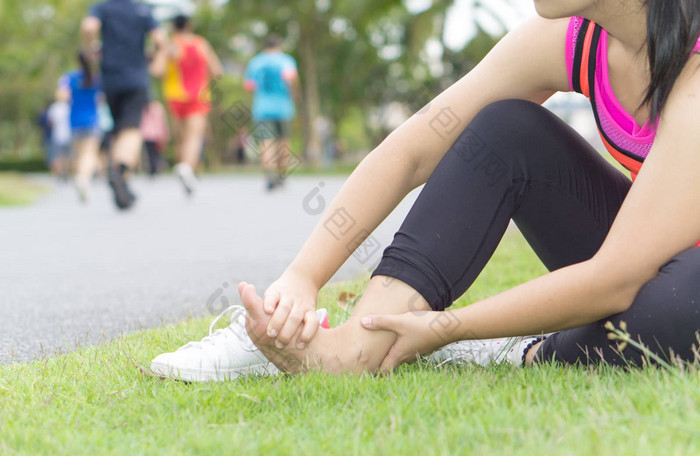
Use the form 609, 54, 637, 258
0, 174, 420, 364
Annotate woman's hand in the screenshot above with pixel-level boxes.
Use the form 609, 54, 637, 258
361, 310, 458, 372
262, 268, 320, 349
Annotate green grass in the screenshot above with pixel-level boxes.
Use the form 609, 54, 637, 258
2, 232, 700, 455
0, 172, 46, 206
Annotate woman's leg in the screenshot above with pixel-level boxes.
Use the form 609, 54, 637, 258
534, 247, 700, 366
244, 99, 630, 374
74, 135, 100, 201
179, 114, 207, 168
170, 116, 184, 163
174, 114, 206, 194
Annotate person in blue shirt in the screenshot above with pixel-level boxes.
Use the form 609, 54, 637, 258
58, 51, 102, 202
244, 35, 299, 191
81, 0, 167, 210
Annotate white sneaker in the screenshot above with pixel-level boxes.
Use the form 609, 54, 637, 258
428, 337, 542, 368
174, 163, 197, 196
151, 305, 331, 382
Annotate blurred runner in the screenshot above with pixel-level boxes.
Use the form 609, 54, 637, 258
140, 99, 170, 177
162, 14, 222, 196
81, 0, 167, 210
58, 51, 102, 202
46, 90, 72, 180
244, 34, 299, 191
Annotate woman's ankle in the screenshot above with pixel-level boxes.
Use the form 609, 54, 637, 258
311, 320, 386, 374
524, 340, 544, 366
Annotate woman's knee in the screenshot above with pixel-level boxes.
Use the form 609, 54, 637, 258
473, 98, 546, 123
447, 99, 561, 169
468, 99, 554, 139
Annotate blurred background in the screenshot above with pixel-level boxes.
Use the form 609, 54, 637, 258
0, 0, 597, 172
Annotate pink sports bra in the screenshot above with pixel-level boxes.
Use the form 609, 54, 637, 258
566, 17, 700, 180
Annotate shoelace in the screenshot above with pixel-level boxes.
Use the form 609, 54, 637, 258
183, 305, 254, 350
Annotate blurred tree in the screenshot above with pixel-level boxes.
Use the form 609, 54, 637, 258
214, 0, 513, 162
0, 0, 93, 159
0, 0, 515, 167
215, 0, 404, 167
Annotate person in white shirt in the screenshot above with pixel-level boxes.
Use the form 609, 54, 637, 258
46, 89, 72, 179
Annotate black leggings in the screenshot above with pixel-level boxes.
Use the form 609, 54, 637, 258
372, 99, 700, 366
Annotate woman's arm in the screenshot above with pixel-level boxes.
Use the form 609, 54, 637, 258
362, 55, 700, 370
262, 16, 573, 347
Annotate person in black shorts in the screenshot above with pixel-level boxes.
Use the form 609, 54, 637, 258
81, 0, 166, 209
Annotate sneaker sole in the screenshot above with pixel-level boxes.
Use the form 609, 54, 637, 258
150, 361, 279, 382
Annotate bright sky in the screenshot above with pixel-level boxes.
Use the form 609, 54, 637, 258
443, 1, 537, 50
404, 0, 536, 49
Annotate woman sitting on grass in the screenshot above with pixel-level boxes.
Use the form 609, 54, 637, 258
153, 0, 700, 379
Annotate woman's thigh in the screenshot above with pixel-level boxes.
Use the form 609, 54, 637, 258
538, 247, 700, 366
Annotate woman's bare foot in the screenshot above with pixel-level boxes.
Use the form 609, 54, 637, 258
238, 276, 432, 375
239, 282, 357, 374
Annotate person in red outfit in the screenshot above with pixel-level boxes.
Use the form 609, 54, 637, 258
161, 14, 222, 196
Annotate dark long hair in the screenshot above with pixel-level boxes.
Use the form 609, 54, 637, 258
78, 51, 94, 88
644, 0, 700, 121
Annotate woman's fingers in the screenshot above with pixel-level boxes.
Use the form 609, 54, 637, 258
363, 314, 404, 373
379, 343, 421, 374
378, 345, 403, 373
263, 289, 280, 314
361, 314, 401, 332
297, 310, 320, 348
267, 296, 293, 339
276, 306, 306, 347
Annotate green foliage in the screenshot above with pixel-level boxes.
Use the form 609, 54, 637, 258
0, 0, 511, 164
0, 0, 94, 159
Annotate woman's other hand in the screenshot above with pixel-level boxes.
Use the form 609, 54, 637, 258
361, 310, 460, 373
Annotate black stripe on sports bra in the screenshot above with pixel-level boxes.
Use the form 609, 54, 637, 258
572, 19, 645, 168
571, 19, 591, 94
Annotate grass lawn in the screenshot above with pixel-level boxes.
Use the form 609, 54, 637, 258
1, 232, 699, 455
0, 173, 47, 206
